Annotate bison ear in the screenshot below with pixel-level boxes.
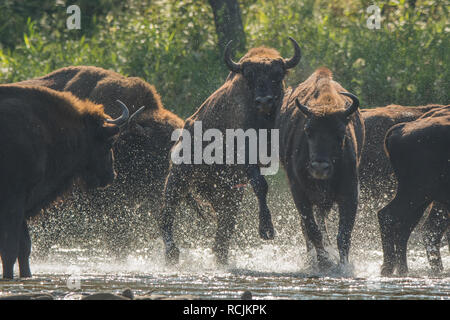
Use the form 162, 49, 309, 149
101, 123, 120, 138
295, 98, 313, 117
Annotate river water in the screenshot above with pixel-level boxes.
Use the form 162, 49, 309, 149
1, 240, 448, 300
0, 184, 449, 300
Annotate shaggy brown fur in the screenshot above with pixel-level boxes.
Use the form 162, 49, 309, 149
360, 104, 449, 272
378, 106, 450, 276
276, 68, 364, 269
0, 84, 123, 278
15, 66, 184, 254
161, 41, 301, 266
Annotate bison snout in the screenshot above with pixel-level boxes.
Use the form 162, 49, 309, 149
255, 95, 274, 114
310, 161, 332, 179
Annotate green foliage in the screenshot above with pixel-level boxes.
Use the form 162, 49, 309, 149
0, 0, 448, 117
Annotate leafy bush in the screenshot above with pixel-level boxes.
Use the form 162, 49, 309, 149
0, 0, 448, 117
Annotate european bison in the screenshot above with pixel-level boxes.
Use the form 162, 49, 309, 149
0, 85, 129, 279
378, 106, 449, 276
17, 66, 185, 253
361, 104, 449, 272
161, 38, 302, 265
276, 67, 364, 270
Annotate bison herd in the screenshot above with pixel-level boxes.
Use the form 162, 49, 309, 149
0, 39, 448, 279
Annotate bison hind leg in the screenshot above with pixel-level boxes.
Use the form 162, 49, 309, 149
422, 202, 449, 273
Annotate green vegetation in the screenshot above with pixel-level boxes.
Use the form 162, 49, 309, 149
0, 0, 448, 117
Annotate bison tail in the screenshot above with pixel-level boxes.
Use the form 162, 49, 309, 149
384, 123, 405, 162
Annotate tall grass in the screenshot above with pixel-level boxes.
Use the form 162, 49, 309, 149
0, 0, 448, 117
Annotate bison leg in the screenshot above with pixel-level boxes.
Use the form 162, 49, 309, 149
291, 187, 332, 270
246, 165, 274, 240
317, 205, 332, 248
336, 190, 358, 266
300, 219, 314, 252
395, 199, 431, 276
18, 221, 32, 278
378, 201, 399, 277
211, 189, 242, 266
160, 165, 191, 265
0, 199, 25, 279
422, 202, 449, 273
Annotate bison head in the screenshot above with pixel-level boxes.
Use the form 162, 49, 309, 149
82, 100, 130, 189
295, 92, 359, 180
224, 37, 301, 116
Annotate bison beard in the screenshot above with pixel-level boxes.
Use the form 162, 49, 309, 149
378, 106, 450, 276
360, 104, 449, 273
274, 67, 365, 271
160, 38, 301, 265
0, 85, 129, 279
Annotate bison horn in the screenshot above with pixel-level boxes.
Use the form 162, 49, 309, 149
284, 37, 301, 69
339, 92, 360, 117
106, 99, 130, 126
128, 105, 146, 124
295, 98, 313, 117
224, 40, 242, 73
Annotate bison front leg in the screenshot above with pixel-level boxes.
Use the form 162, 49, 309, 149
0, 199, 25, 279
291, 187, 332, 271
18, 221, 32, 278
422, 202, 449, 273
336, 190, 358, 267
246, 165, 274, 240
317, 205, 332, 247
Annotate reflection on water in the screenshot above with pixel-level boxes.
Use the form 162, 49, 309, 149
1, 243, 448, 300
1, 183, 449, 300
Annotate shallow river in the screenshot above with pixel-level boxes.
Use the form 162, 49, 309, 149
1, 243, 448, 300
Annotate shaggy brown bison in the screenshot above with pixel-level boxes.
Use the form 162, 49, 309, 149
275, 67, 364, 270
17, 66, 185, 254
361, 104, 449, 273
160, 38, 302, 265
0, 85, 129, 279
378, 106, 449, 276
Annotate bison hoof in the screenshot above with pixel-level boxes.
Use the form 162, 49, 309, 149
380, 263, 395, 277
165, 245, 180, 265
396, 264, 408, 276
430, 262, 444, 275
317, 254, 334, 272
259, 221, 275, 240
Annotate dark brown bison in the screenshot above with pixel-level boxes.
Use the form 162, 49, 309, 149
0, 84, 129, 279
378, 106, 449, 276
16, 66, 185, 253
360, 104, 449, 272
275, 68, 364, 270
160, 38, 302, 265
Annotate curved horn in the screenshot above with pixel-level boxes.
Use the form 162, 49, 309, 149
339, 92, 360, 117
295, 98, 313, 117
224, 40, 242, 73
128, 105, 146, 124
284, 37, 302, 69
106, 99, 130, 126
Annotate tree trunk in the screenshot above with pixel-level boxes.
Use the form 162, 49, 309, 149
208, 0, 246, 54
